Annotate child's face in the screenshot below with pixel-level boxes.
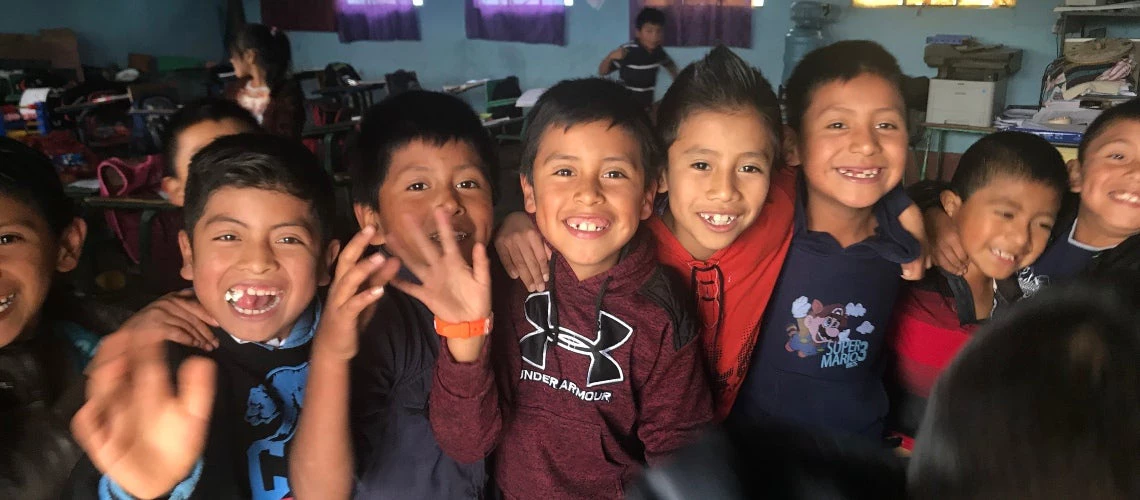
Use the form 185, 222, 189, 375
636, 23, 664, 51
522, 121, 654, 280
179, 187, 337, 343
0, 196, 84, 346
946, 175, 1061, 280
162, 119, 251, 207
792, 74, 908, 211
356, 139, 493, 268
1072, 119, 1140, 239
662, 109, 775, 260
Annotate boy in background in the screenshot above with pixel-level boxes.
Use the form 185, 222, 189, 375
599, 7, 679, 109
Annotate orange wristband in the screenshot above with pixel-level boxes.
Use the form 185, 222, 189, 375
434, 314, 493, 339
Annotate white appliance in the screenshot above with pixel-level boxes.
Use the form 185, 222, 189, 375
926, 79, 1007, 128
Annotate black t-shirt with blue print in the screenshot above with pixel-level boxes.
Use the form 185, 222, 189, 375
1017, 218, 1103, 298
731, 175, 921, 441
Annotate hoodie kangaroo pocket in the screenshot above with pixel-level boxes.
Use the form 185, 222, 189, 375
498, 404, 625, 498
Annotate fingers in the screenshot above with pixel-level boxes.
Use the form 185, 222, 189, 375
129, 334, 175, 412
340, 257, 401, 316
334, 225, 376, 281
523, 230, 551, 286
164, 292, 219, 328
505, 242, 543, 293
472, 242, 491, 286
71, 397, 113, 462
495, 237, 522, 280
176, 356, 217, 422
330, 252, 388, 306
900, 259, 925, 281
432, 208, 463, 260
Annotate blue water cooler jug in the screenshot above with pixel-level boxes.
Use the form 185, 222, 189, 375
782, 1, 835, 84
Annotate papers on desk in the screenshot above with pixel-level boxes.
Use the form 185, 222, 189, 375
443, 79, 490, 94
516, 88, 547, 108
994, 102, 1099, 145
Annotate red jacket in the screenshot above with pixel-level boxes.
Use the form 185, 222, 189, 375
429, 230, 712, 499
648, 164, 796, 420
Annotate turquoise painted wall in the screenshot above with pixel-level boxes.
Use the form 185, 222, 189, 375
0, 0, 227, 67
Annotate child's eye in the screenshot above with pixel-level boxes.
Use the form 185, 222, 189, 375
214, 234, 238, 242
1038, 222, 1054, 231
826, 122, 845, 129
996, 211, 1015, 220
554, 168, 574, 177
457, 180, 481, 189
876, 122, 899, 130
277, 236, 303, 244
691, 161, 711, 171
739, 164, 763, 174
1108, 153, 1126, 161
602, 170, 628, 179
407, 182, 429, 191
0, 234, 23, 245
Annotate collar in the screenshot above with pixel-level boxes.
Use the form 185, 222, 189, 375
226, 299, 321, 350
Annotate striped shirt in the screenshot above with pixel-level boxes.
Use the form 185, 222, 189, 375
610, 40, 674, 107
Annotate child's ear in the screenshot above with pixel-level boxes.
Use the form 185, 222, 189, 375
657, 168, 670, 194
54, 217, 87, 273
940, 190, 964, 219
1067, 159, 1083, 193
782, 125, 801, 167
320, 239, 342, 287
178, 230, 195, 281
520, 173, 538, 214
352, 203, 387, 246
641, 180, 658, 221
161, 177, 184, 207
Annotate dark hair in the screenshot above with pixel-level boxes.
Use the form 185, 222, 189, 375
785, 40, 905, 134
949, 131, 1069, 201
521, 78, 663, 189
909, 273, 1140, 500
1078, 97, 1140, 162
0, 137, 73, 236
350, 90, 498, 208
635, 7, 666, 29
229, 23, 292, 96
183, 133, 335, 244
657, 45, 782, 153
161, 98, 261, 177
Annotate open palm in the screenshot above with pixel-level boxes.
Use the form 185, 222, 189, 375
390, 208, 492, 324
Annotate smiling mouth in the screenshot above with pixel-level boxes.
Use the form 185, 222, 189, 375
429, 231, 470, 243
991, 247, 1018, 265
0, 293, 13, 314
837, 167, 882, 180
699, 213, 738, 227
224, 286, 284, 316
565, 217, 610, 233
1109, 190, 1140, 206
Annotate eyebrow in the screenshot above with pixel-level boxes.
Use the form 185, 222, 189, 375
682, 146, 772, 160
0, 219, 39, 230
203, 215, 314, 232
818, 105, 903, 115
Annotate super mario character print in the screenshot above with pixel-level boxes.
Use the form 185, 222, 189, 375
784, 296, 875, 369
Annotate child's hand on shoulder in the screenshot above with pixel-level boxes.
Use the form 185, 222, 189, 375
116, 290, 221, 351
312, 225, 402, 362
899, 204, 930, 281
72, 329, 216, 499
390, 208, 492, 362
923, 199, 969, 276
494, 211, 550, 293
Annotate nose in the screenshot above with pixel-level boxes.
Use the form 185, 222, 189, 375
573, 176, 604, 205
707, 167, 739, 202
437, 186, 466, 216
238, 239, 277, 274
848, 125, 882, 157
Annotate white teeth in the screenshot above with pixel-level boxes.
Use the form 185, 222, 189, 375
1110, 191, 1140, 204
228, 293, 282, 315
991, 248, 1016, 262
225, 286, 280, 303
225, 288, 244, 303
0, 293, 13, 313
838, 168, 882, 179
569, 222, 606, 232
700, 213, 737, 226
430, 232, 470, 242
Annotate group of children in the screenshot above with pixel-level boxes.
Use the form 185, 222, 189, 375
2, 35, 1138, 500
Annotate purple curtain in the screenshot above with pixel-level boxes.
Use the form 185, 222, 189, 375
466, 0, 566, 46
630, 1, 752, 48
337, 0, 421, 42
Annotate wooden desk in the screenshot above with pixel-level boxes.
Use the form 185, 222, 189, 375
80, 197, 178, 278
303, 120, 358, 173
314, 82, 386, 113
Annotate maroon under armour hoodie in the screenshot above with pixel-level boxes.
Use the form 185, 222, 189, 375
430, 229, 713, 499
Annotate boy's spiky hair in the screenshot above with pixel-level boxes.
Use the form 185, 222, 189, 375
656, 45, 782, 153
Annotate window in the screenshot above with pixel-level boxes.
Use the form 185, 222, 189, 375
466, 0, 567, 45
336, 0, 421, 42
854, 0, 1015, 7
633, 0, 754, 48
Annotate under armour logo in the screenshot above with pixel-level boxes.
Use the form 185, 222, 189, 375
519, 292, 633, 387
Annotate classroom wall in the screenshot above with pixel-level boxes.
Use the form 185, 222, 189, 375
0, 0, 226, 67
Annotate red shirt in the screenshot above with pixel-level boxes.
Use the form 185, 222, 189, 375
647, 165, 797, 420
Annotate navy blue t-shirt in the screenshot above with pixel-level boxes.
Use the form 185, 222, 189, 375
732, 175, 920, 440
1017, 218, 1104, 298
